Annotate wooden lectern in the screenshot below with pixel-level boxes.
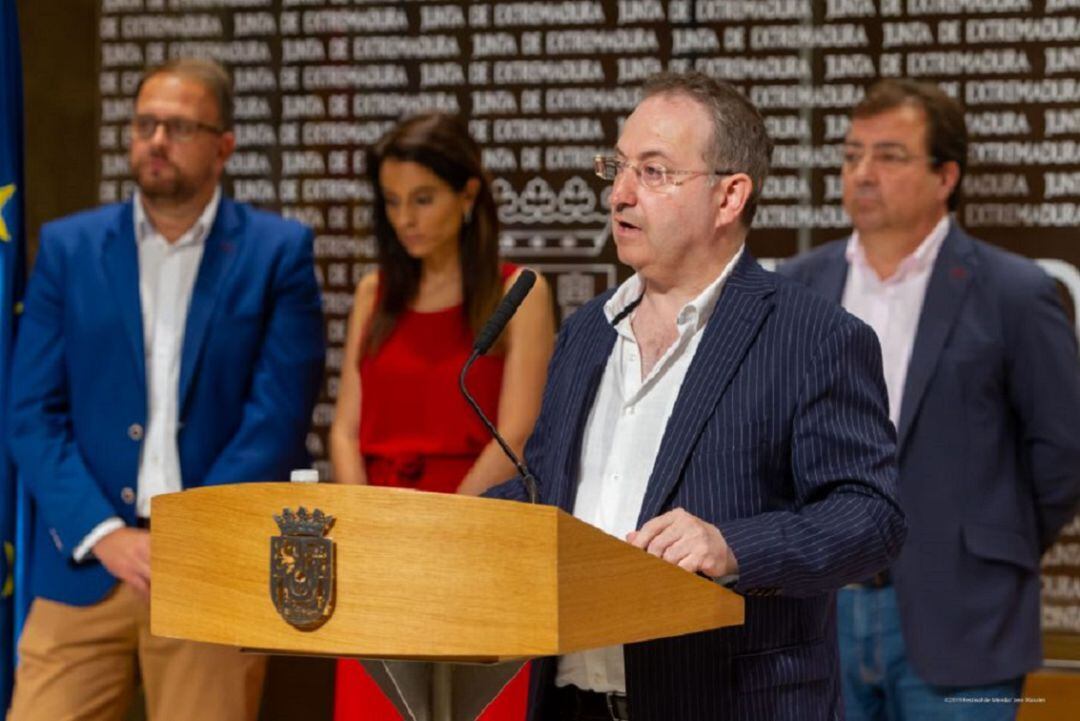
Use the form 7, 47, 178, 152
151, 483, 744, 720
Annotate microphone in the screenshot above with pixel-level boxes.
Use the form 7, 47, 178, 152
473, 269, 536, 354
459, 269, 540, 503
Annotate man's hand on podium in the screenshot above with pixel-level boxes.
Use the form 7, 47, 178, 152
626, 508, 739, 579
94, 527, 152, 600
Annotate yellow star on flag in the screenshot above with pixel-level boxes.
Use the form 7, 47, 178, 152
2, 541, 12, 598
0, 183, 15, 242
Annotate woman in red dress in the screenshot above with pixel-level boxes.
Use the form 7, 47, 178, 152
329, 112, 555, 720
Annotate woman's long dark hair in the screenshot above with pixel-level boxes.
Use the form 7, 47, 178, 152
363, 112, 502, 355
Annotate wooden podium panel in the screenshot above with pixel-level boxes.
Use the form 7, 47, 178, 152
555, 511, 742, 652
151, 483, 742, 662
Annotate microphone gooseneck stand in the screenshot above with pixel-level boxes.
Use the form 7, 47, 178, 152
459, 350, 539, 504
457, 269, 540, 504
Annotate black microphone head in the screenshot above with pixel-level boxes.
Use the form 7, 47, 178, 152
473, 269, 536, 354
505, 268, 536, 303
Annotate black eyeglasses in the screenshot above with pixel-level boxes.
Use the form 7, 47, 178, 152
131, 114, 224, 142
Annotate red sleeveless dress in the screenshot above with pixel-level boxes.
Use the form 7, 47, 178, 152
334, 263, 529, 721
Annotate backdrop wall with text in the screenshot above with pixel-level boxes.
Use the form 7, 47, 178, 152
65, 0, 1080, 662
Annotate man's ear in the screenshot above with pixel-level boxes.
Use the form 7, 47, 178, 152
216, 131, 237, 170
713, 173, 753, 231
937, 160, 960, 206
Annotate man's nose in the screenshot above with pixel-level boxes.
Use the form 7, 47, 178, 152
609, 165, 638, 209
149, 121, 170, 146
844, 160, 878, 189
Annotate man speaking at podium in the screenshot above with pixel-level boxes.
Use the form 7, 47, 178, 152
488, 72, 906, 721
6, 58, 324, 721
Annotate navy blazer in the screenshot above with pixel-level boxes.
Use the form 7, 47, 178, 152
780, 223, 1080, 686
9, 197, 326, 606
491, 252, 905, 721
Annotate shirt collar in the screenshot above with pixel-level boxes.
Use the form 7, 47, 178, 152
133, 186, 221, 248
604, 244, 745, 333
846, 214, 950, 283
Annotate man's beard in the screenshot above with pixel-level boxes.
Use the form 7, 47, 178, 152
133, 155, 199, 203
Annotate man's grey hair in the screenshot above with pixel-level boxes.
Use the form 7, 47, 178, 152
641, 71, 773, 227
136, 57, 234, 130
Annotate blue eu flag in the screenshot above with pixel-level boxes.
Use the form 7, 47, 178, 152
0, 2, 27, 712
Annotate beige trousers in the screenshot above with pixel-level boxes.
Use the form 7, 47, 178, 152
7, 584, 266, 721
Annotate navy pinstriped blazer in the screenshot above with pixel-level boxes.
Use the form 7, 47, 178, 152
490, 251, 906, 720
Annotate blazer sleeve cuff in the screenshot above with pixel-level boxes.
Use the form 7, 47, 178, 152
715, 516, 780, 595
72, 517, 125, 562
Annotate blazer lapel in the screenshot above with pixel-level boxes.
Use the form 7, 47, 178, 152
178, 198, 241, 410
99, 202, 146, 389
548, 308, 616, 513
816, 240, 849, 303
637, 253, 776, 524
895, 224, 975, 454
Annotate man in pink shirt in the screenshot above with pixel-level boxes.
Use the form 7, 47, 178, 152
782, 79, 1080, 721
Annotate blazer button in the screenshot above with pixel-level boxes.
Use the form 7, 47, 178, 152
120, 487, 136, 505
127, 423, 144, 441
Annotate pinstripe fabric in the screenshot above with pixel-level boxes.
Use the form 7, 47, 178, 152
489, 252, 905, 720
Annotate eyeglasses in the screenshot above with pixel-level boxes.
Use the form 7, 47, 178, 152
594, 156, 736, 190
841, 146, 937, 171
131, 114, 224, 142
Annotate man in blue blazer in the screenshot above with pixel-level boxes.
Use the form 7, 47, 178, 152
489, 72, 905, 721
7, 59, 325, 721
781, 80, 1080, 720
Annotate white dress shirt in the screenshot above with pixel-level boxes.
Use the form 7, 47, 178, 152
555, 247, 743, 694
841, 216, 949, 427
73, 189, 220, 560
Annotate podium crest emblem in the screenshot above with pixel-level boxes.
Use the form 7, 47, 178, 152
270, 507, 335, 630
